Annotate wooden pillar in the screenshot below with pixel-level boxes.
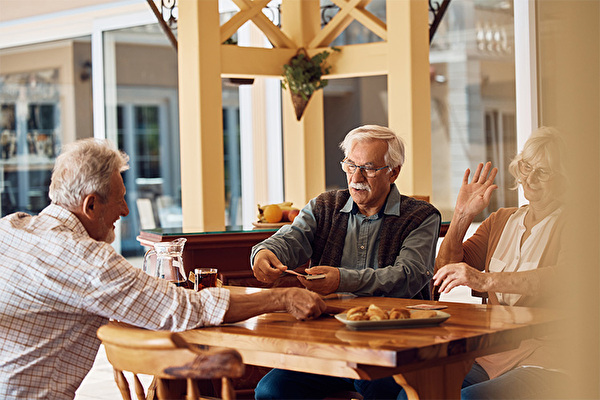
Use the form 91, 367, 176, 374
280, 0, 326, 207
387, 0, 432, 197
177, 0, 226, 231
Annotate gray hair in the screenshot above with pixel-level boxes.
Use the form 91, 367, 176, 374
49, 138, 129, 210
508, 126, 568, 189
339, 125, 405, 168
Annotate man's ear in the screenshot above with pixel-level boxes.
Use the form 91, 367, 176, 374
81, 194, 98, 219
389, 166, 401, 182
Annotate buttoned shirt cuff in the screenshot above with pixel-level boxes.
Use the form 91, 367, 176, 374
338, 268, 360, 293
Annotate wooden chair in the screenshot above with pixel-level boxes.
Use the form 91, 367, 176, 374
97, 322, 245, 400
471, 289, 488, 304
410, 195, 430, 203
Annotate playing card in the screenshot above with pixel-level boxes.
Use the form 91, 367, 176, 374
406, 304, 448, 310
285, 269, 325, 280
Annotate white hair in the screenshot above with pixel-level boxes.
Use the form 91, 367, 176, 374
339, 125, 405, 168
49, 138, 129, 210
508, 126, 567, 187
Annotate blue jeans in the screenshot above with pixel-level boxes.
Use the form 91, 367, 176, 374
461, 362, 570, 400
254, 369, 404, 400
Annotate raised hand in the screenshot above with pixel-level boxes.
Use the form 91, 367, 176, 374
455, 162, 498, 219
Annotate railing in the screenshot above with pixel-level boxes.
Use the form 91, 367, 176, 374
146, 0, 452, 51
429, 0, 451, 43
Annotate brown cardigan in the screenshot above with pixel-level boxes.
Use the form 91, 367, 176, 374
463, 206, 566, 378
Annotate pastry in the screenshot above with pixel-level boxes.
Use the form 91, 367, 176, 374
410, 310, 438, 319
367, 304, 388, 320
389, 308, 411, 320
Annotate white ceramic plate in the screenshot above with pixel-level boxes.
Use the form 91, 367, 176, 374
335, 311, 450, 330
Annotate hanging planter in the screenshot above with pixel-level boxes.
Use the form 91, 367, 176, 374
281, 47, 339, 120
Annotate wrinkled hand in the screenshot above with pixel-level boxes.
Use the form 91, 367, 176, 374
433, 262, 488, 294
252, 249, 286, 284
299, 266, 340, 296
455, 162, 498, 219
282, 287, 327, 320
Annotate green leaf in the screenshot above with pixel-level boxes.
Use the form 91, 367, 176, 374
281, 48, 338, 98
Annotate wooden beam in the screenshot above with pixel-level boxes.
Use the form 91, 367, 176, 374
220, 0, 271, 43
251, 10, 297, 48
308, 0, 366, 48
324, 42, 388, 78
221, 46, 296, 78
178, 0, 226, 231
233, 0, 297, 48
387, 0, 431, 197
280, 0, 326, 206
220, 42, 388, 79
331, 0, 387, 40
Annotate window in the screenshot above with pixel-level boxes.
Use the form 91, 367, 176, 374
430, 0, 518, 220
0, 40, 91, 217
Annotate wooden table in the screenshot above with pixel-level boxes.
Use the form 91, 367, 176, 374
178, 287, 560, 399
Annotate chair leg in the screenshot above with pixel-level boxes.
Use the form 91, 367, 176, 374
156, 378, 170, 400
133, 374, 146, 400
146, 378, 157, 400
113, 369, 133, 400
221, 377, 236, 400
186, 379, 200, 400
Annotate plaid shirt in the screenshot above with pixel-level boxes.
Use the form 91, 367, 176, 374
0, 204, 230, 400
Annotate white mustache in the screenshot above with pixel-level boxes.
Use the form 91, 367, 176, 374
350, 182, 371, 191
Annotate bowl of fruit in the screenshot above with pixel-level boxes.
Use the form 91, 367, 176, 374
253, 202, 300, 228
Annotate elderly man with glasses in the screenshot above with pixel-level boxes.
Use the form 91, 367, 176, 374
251, 125, 441, 399
252, 124, 440, 300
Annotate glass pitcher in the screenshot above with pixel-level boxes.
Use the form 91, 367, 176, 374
142, 238, 188, 287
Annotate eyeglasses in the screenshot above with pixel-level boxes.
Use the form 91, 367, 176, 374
340, 160, 390, 178
518, 160, 555, 182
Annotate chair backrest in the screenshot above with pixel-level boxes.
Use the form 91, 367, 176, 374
97, 322, 244, 400
471, 289, 489, 304
410, 195, 430, 203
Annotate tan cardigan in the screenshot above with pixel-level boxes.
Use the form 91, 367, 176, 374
462, 206, 566, 379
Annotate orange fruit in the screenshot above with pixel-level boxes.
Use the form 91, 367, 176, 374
263, 204, 283, 223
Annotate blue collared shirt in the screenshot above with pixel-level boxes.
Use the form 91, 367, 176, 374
251, 185, 439, 298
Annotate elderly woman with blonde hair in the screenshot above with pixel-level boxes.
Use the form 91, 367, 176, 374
433, 126, 569, 399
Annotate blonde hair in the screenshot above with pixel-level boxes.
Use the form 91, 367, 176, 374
49, 139, 129, 210
339, 125, 405, 168
508, 126, 568, 191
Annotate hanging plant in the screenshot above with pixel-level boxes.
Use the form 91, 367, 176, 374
281, 47, 340, 120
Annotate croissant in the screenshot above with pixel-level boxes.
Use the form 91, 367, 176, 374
346, 306, 368, 321
389, 308, 411, 320
367, 304, 388, 321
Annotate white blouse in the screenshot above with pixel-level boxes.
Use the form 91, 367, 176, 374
488, 206, 561, 306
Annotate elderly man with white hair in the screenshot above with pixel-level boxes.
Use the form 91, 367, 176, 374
252, 125, 441, 400
0, 138, 325, 400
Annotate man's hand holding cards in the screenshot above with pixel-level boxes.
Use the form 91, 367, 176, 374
285, 269, 326, 280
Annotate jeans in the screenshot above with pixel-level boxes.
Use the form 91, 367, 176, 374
254, 369, 404, 400
461, 363, 570, 400
255, 365, 568, 400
